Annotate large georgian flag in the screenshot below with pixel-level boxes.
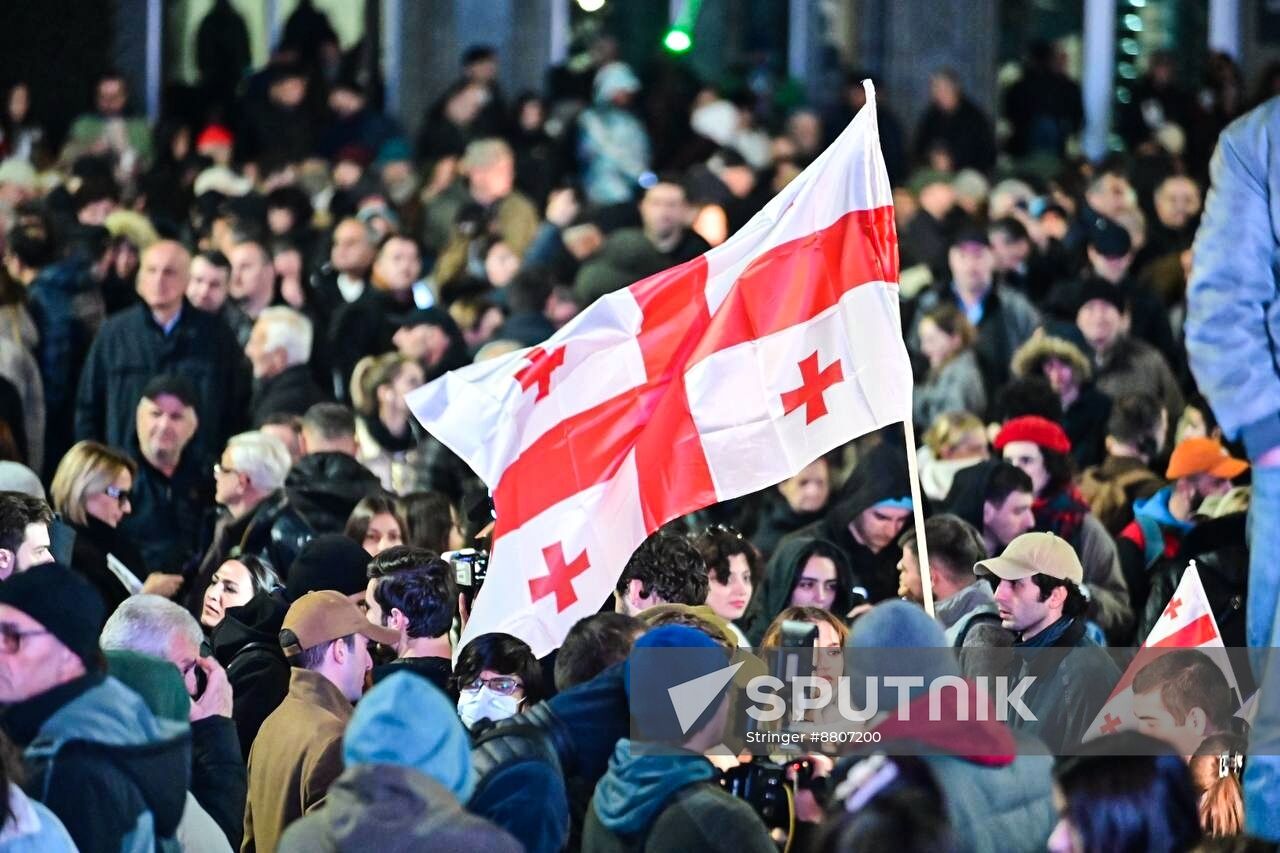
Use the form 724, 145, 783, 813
408, 82, 912, 656
1085, 561, 1240, 741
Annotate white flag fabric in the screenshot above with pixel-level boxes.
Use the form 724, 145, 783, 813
409, 82, 911, 656
1085, 561, 1239, 741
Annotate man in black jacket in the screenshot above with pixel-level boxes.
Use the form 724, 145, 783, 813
975, 532, 1121, 752
245, 306, 328, 426
119, 375, 213, 578
75, 240, 250, 469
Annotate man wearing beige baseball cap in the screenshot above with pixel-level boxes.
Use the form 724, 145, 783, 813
975, 532, 1120, 752
242, 590, 398, 853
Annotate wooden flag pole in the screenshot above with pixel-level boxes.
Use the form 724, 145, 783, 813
901, 416, 936, 617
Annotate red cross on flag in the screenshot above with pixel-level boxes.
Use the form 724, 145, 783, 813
408, 82, 911, 656
1084, 561, 1240, 742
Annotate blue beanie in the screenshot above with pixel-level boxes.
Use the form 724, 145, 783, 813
626, 625, 732, 744
846, 600, 960, 712
343, 671, 476, 801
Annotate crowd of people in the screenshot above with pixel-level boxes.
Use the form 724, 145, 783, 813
0, 2, 1274, 850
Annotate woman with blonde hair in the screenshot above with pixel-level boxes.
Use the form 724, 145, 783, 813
50, 440, 154, 614
918, 410, 989, 502
350, 352, 426, 493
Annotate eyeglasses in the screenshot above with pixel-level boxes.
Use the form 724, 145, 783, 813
104, 485, 132, 506
0, 624, 51, 654
462, 675, 524, 696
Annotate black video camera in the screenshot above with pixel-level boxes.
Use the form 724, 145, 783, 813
444, 548, 489, 609
719, 757, 817, 830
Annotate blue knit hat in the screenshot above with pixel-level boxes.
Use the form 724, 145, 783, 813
846, 600, 960, 713
626, 625, 733, 744
343, 671, 476, 801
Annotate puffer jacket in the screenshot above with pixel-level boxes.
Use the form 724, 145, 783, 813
241, 451, 382, 574
207, 592, 290, 759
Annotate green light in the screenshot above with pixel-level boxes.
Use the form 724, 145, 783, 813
663, 28, 692, 52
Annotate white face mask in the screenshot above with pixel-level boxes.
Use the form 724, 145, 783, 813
457, 686, 521, 729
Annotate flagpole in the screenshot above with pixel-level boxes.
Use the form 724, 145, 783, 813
901, 416, 936, 617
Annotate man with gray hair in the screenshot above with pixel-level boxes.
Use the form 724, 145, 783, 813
188, 430, 292, 599
245, 306, 327, 427
100, 594, 247, 849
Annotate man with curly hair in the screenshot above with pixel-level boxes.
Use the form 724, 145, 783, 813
614, 530, 709, 616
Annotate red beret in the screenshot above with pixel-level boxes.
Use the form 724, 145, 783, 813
994, 415, 1072, 455
196, 124, 234, 150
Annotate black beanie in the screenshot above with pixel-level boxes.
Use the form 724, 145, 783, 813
0, 563, 104, 666
286, 534, 371, 602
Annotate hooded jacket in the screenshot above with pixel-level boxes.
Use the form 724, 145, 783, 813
208, 592, 290, 758
583, 740, 774, 853
8, 674, 191, 853
741, 536, 855, 644
780, 444, 913, 605
279, 673, 520, 853
577, 63, 652, 206
1116, 486, 1191, 619
749, 491, 826, 560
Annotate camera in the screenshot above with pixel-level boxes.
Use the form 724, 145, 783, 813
720, 757, 819, 829
443, 548, 489, 607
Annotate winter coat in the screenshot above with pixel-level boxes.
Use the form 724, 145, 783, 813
1079, 454, 1166, 536
577, 65, 652, 206
8, 674, 190, 853
208, 592, 291, 759
27, 258, 101, 475
1007, 617, 1121, 753
866, 688, 1056, 853
119, 447, 214, 576
67, 517, 149, 619
1185, 97, 1280, 458
574, 228, 710, 308
420, 181, 540, 259
912, 97, 997, 173
355, 415, 416, 494
279, 672, 520, 853
0, 327, 44, 475
582, 740, 774, 853
242, 452, 382, 575
912, 283, 1041, 390
243, 668, 351, 853
1092, 335, 1185, 426
249, 363, 328, 427
1116, 487, 1191, 624
1069, 511, 1134, 643
1139, 511, 1249, 649
74, 302, 250, 471
913, 349, 987, 426
280, 765, 519, 853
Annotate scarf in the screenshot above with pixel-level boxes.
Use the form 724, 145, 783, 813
1033, 483, 1089, 543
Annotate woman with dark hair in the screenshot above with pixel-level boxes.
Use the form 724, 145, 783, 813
994, 415, 1133, 642
402, 491, 465, 554
0, 82, 45, 163
1049, 732, 1201, 853
344, 494, 407, 557
199, 554, 283, 630
740, 536, 856, 644
818, 755, 956, 853
452, 632, 545, 731
693, 525, 760, 643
